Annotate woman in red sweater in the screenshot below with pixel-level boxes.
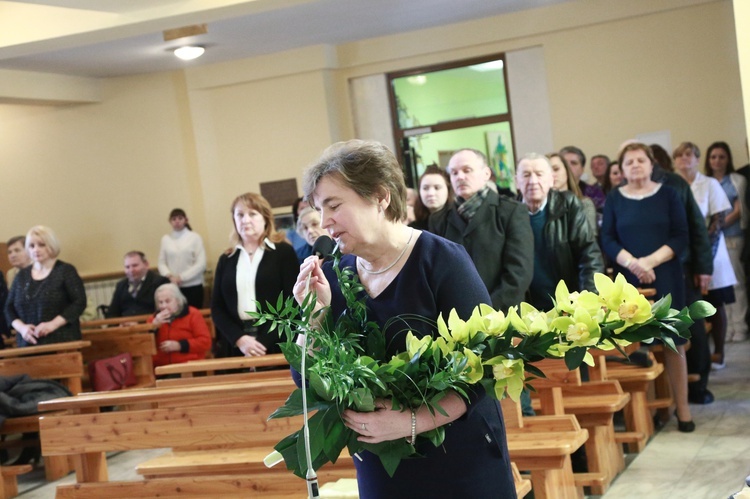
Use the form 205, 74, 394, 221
148, 283, 211, 367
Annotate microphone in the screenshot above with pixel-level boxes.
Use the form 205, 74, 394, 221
263, 236, 335, 495
298, 236, 335, 499
311, 235, 335, 261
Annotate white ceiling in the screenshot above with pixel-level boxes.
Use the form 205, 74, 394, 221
0, 0, 569, 78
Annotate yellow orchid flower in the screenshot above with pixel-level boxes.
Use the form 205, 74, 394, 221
460, 348, 484, 384
447, 309, 470, 343
594, 272, 627, 311
476, 303, 510, 336
555, 281, 603, 316
508, 303, 551, 335
488, 357, 525, 401
554, 280, 578, 314
405, 332, 432, 359
550, 306, 601, 347
434, 336, 454, 357
617, 283, 653, 325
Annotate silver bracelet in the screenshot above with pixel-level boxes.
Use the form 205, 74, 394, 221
409, 409, 417, 446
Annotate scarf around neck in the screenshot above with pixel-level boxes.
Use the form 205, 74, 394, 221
456, 184, 490, 221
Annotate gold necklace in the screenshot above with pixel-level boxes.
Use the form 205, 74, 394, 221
357, 229, 414, 275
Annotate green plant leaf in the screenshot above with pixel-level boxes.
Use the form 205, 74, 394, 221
688, 300, 716, 320
364, 440, 415, 477
564, 346, 587, 370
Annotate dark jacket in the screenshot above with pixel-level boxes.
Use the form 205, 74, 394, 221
106, 270, 169, 318
5, 260, 86, 346
429, 190, 534, 311
652, 165, 713, 276
211, 242, 298, 355
539, 190, 605, 293
0, 375, 72, 428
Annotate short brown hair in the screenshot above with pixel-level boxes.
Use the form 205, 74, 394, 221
673, 141, 700, 160
6, 236, 25, 248
303, 140, 407, 222
618, 142, 657, 168
124, 251, 147, 263
229, 192, 285, 248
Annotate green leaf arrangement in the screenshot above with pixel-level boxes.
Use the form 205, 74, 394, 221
250, 254, 715, 479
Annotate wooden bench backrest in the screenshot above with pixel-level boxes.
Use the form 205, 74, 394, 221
81, 329, 157, 389
154, 353, 289, 378
0, 352, 84, 392
80, 314, 152, 329
500, 396, 524, 429
156, 369, 289, 387
41, 397, 301, 456
529, 359, 583, 388
54, 474, 311, 499
0, 341, 91, 395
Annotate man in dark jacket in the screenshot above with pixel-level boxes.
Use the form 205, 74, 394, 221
430, 148, 533, 311
515, 154, 605, 309
106, 251, 169, 318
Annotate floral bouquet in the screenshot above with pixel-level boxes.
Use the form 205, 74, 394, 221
250, 254, 715, 478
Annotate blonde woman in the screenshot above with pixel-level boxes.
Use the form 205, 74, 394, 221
5, 226, 86, 347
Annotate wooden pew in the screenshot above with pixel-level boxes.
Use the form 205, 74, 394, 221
154, 354, 289, 387
528, 359, 630, 495
501, 397, 588, 499
588, 345, 666, 453
80, 325, 157, 390
0, 340, 90, 482
39, 375, 533, 498
38, 378, 350, 498
81, 309, 212, 330
154, 355, 536, 497
80, 314, 151, 329
83, 308, 215, 361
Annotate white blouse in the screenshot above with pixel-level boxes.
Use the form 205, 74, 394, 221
690, 172, 736, 290
235, 238, 275, 319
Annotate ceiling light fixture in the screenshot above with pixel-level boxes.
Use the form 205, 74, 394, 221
174, 46, 205, 61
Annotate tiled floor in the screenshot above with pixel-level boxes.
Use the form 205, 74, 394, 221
601, 339, 750, 499
13, 341, 750, 498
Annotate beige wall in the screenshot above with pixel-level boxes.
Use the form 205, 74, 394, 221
0, 72, 196, 272
0, 0, 745, 276
735, 0, 750, 150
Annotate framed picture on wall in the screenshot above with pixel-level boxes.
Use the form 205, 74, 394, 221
274, 213, 295, 232
486, 130, 515, 193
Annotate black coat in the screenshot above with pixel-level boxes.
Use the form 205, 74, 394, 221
5, 260, 86, 346
106, 270, 169, 318
541, 190, 605, 293
210, 242, 298, 355
429, 190, 534, 311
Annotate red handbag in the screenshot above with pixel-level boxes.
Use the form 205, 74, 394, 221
88, 353, 137, 391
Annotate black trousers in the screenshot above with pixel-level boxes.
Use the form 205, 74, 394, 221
684, 271, 711, 394
180, 284, 204, 309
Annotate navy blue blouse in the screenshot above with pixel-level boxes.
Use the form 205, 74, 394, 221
601, 185, 689, 310
322, 231, 516, 499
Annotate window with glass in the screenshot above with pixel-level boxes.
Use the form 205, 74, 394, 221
388, 54, 516, 192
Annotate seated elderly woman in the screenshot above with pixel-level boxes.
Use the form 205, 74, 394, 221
148, 283, 211, 368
